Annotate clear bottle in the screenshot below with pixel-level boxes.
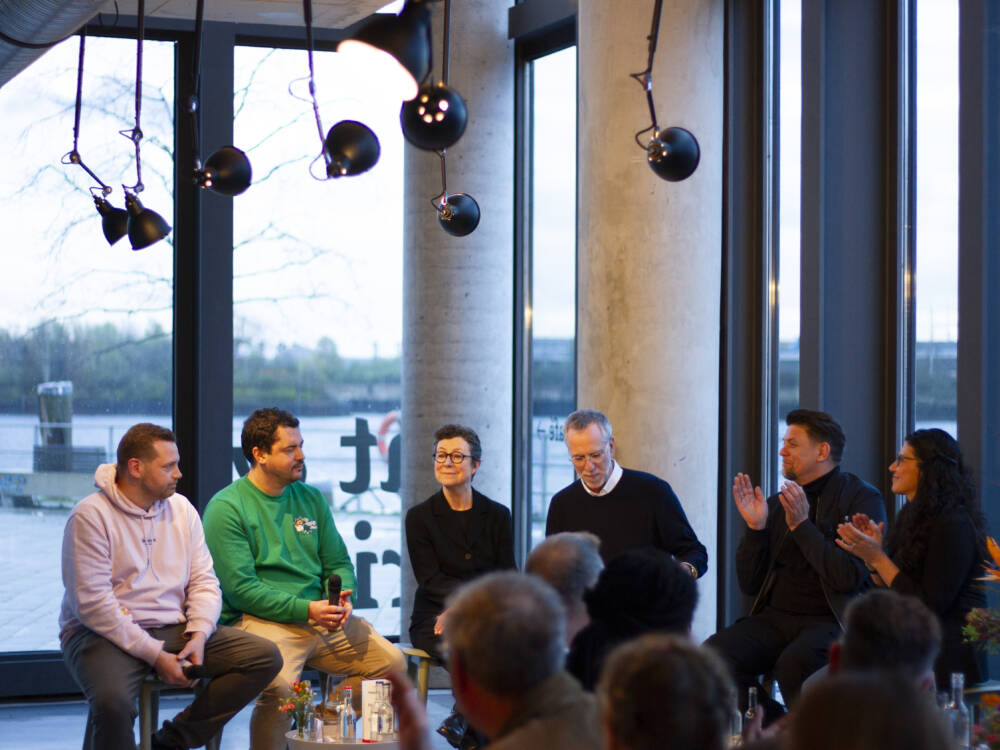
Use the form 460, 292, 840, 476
744, 686, 758, 723
339, 685, 357, 741
729, 698, 743, 746
944, 672, 971, 749
376, 680, 396, 740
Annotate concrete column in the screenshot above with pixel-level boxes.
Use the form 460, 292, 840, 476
577, 0, 723, 639
399, 0, 514, 638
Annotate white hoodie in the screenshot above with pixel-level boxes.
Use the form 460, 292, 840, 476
59, 464, 221, 665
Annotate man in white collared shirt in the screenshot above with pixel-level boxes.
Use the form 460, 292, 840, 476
544, 409, 706, 576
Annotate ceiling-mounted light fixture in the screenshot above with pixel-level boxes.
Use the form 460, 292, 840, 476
61, 30, 128, 246
400, 0, 467, 151
336, 0, 433, 102
630, 0, 700, 182
431, 150, 479, 237
300, 0, 381, 180
121, 0, 171, 249
188, 0, 252, 195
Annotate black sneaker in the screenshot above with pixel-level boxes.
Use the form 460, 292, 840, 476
436, 711, 467, 748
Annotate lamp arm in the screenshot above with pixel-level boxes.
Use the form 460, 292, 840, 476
302, 0, 330, 168
629, 0, 664, 140
441, 0, 451, 84
61, 28, 114, 195
188, 0, 205, 167
430, 150, 449, 209
122, 0, 147, 192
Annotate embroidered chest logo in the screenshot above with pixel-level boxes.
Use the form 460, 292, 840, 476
293, 516, 317, 534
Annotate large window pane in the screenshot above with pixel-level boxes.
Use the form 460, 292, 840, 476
777, 0, 801, 472
0, 37, 175, 653
233, 46, 403, 636
528, 47, 577, 550
914, 0, 958, 434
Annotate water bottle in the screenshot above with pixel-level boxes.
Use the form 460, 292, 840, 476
744, 686, 758, 723
729, 698, 743, 746
376, 680, 396, 740
944, 672, 970, 749
339, 685, 357, 741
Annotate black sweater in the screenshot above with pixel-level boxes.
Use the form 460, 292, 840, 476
545, 468, 708, 575
405, 489, 515, 633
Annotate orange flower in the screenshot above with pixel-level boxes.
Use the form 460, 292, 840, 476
980, 537, 1000, 583
983, 693, 1000, 708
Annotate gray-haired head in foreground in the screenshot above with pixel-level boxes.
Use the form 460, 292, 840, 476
599, 634, 734, 750
564, 409, 613, 442
444, 571, 566, 697
840, 589, 941, 680
525, 531, 604, 608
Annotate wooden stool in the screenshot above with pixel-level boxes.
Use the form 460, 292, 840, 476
138, 674, 222, 750
398, 645, 441, 705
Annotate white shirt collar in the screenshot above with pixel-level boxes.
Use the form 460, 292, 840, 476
580, 460, 623, 497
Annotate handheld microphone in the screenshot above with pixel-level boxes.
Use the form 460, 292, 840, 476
327, 574, 343, 632
181, 662, 207, 679
328, 574, 342, 605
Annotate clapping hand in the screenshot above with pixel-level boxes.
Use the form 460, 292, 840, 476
778, 481, 809, 531
733, 473, 768, 530
836, 517, 885, 565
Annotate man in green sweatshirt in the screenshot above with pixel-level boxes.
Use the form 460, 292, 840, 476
203, 407, 405, 750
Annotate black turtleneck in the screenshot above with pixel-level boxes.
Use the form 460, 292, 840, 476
764, 468, 837, 618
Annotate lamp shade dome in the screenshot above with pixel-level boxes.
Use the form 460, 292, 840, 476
437, 193, 480, 237
324, 120, 381, 178
400, 82, 468, 151
200, 146, 253, 196
125, 193, 171, 250
94, 196, 128, 246
336, 1, 432, 102
646, 126, 700, 182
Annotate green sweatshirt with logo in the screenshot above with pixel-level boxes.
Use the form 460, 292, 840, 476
203, 476, 357, 624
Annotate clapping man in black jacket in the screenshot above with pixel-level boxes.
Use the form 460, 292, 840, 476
705, 409, 885, 723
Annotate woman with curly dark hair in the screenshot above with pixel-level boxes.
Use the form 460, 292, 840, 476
836, 428, 987, 688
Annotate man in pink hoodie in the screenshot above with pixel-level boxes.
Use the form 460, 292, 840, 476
60, 423, 282, 750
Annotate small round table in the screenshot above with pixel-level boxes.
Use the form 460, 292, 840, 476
285, 730, 400, 749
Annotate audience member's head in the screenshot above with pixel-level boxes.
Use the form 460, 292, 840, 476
598, 634, 734, 750
831, 589, 941, 689
526, 531, 604, 644
567, 548, 698, 690
585, 548, 697, 636
443, 572, 566, 736
784, 672, 950, 750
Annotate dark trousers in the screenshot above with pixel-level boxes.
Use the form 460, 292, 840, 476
63, 623, 282, 750
705, 607, 840, 720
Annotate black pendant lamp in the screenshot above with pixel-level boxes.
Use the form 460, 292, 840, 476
324, 121, 381, 178
301, 0, 381, 180
189, 0, 252, 196
61, 30, 128, 246
121, 0, 171, 250
431, 151, 479, 237
630, 0, 700, 182
400, 0, 467, 151
337, 0, 433, 102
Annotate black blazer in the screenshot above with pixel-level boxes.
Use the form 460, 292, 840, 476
405, 488, 516, 627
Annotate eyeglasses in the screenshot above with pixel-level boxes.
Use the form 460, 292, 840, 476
434, 451, 473, 464
892, 454, 920, 464
570, 447, 609, 466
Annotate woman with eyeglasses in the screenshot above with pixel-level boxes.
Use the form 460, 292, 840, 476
405, 424, 515, 748
836, 428, 987, 688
